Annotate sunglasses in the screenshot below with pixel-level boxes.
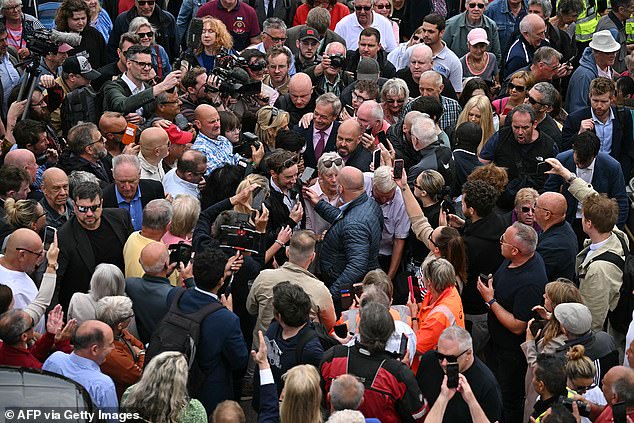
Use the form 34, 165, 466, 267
354, 5, 372, 10
435, 348, 469, 363
468, 2, 485, 8
249, 60, 267, 71
508, 82, 526, 92
528, 95, 547, 106
323, 157, 343, 168
279, 155, 300, 172
374, 3, 390, 8
76, 204, 101, 213
411, 35, 421, 42
266, 107, 280, 126
520, 206, 534, 213
137, 0, 155, 5
385, 98, 405, 104
571, 383, 596, 393
137, 31, 154, 39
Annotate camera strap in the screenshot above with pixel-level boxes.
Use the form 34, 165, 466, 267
154, 45, 163, 80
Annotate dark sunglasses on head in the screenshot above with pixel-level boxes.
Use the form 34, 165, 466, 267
138, 0, 155, 5
435, 349, 469, 363
508, 82, 526, 92
76, 204, 101, 213
267, 107, 280, 126
323, 157, 343, 168
354, 5, 372, 10
468, 2, 485, 8
280, 155, 300, 171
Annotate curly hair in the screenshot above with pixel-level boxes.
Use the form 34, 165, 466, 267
121, 352, 190, 423
467, 163, 509, 194
462, 179, 499, 217
55, 0, 92, 31
196, 16, 233, 55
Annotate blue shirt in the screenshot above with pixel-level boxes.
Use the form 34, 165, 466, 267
115, 185, 143, 231
43, 351, 119, 411
592, 108, 615, 154
484, 0, 527, 55
192, 133, 242, 175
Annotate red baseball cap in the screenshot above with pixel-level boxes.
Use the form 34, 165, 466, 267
165, 123, 193, 145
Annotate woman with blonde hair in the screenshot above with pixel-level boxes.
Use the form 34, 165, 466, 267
195, 16, 234, 73
493, 70, 531, 124
521, 279, 584, 422
253, 328, 323, 423
162, 194, 201, 246
121, 351, 207, 423
128, 16, 172, 80
454, 95, 495, 153
3, 198, 46, 236
83, 0, 112, 42
256, 106, 290, 149
565, 345, 606, 416
373, 0, 399, 43
512, 187, 540, 231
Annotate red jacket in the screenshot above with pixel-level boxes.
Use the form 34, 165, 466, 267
0, 332, 71, 369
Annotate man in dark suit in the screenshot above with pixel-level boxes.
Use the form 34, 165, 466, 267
561, 77, 633, 179
292, 92, 341, 169
253, 0, 297, 30
336, 119, 372, 172
166, 247, 248, 414
102, 154, 165, 231
37, 182, 133, 313
102, 45, 181, 121
544, 131, 628, 242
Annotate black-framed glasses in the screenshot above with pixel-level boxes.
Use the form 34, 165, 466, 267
508, 82, 526, 92
263, 31, 287, 42
352, 92, 370, 103
130, 59, 153, 69
249, 60, 267, 71
374, 3, 389, 8
435, 348, 470, 362
354, 5, 372, 10
323, 157, 343, 168
267, 107, 280, 126
528, 95, 547, 106
15, 248, 45, 258
2, 4, 21, 10
385, 98, 405, 104
468, 2, 485, 8
278, 155, 299, 172
137, 0, 155, 5
87, 136, 106, 147
571, 382, 596, 393
76, 204, 101, 213
520, 206, 534, 213
428, 232, 439, 248
411, 35, 421, 42
137, 31, 154, 39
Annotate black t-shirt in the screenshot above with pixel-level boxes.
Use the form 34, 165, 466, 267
488, 253, 548, 350
416, 351, 503, 423
86, 219, 125, 272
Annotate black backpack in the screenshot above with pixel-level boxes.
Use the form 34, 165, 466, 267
60, 86, 102, 137
145, 289, 224, 394
294, 321, 340, 362
585, 232, 634, 334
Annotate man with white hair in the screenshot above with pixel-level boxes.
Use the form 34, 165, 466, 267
417, 326, 502, 423
357, 100, 390, 148
406, 115, 455, 187
364, 166, 410, 281
400, 70, 462, 131
444, 0, 502, 63
502, 14, 548, 79
334, 0, 397, 53
254, 17, 297, 75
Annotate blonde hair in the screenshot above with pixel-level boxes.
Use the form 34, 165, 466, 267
542, 280, 583, 346
129, 17, 156, 43
121, 352, 189, 423
456, 95, 494, 153
281, 365, 322, 423
256, 106, 290, 148
565, 345, 595, 380
234, 174, 270, 214
4, 198, 43, 230
169, 194, 200, 238
196, 16, 234, 54
416, 169, 445, 202
514, 187, 539, 208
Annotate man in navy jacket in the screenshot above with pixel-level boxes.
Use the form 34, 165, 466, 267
166, 248, 248, 414
544, 131, 628, 228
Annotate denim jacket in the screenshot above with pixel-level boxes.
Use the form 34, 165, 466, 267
484, 0, 528, 55
176, 0, 206, 43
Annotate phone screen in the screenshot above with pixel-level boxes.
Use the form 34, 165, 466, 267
169, 243, 192, 266
373, 149, 381, 170
393, 159, 404, 180
43, 226, 56, 250
340, 289, 353, 310
398, 333, 408, 359
251, 188, 266, 212
300, 167, 315, 184
334, 323, 348, 338
446, 362, 459, 389
377, 130, 389, 148
365, 126, 373, 136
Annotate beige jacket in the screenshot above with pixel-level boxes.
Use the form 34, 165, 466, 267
570, 178, 628, 332
246, 261, 336, 348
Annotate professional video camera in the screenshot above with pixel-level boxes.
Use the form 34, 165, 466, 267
207, 48, 262, 98
24, 28, 81, 58
218, 213, 259, 254
232, 132, 261, 159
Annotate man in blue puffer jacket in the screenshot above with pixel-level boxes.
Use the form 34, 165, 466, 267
304, 164, 383, 307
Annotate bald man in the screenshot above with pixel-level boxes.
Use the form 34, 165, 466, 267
4, 149, 38, 187
502, 14, 548, 80
125, 242, 194, 343
99, 111, 135, 162
304, 166, 383, 306
590, 366, 634, 421
43, 320, 118, 410
335, 119, 372, 172
274, 72, 316, 127
0, 228, 49, 332
534, 192, 578, 280
138, 127, 170, 181
40, 168, 73, 229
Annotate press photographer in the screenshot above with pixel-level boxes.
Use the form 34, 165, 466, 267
305, 42, 353, 97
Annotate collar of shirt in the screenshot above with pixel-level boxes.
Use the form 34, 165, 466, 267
591, 108, 615, 125
115, 185, 141, 205
138, 151, 159, 174
270, 177, 296, 209
121, 72, 144, 94
434, 42, 450, 60
69, 351, 101, 371
352, 11, 377, 29
174, 170, 200, 190
589, 234, 613, 252
577, 157, 596, 174
217, 0, 241, 11
196, 131, 226, 145
312, 122, 333, 141
195, 286, 219, 300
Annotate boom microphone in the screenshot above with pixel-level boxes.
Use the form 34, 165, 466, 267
49, 29, 82, 46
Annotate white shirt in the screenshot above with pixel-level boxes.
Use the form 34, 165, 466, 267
270, 177, 296, 211
138, 151, 165, 182
432, 42, 463, 93
334, 11, 398, 52
575, 158, 595, 218
0, 263, 44, 332
162, 168, 200, 198
121, 72, 145, 116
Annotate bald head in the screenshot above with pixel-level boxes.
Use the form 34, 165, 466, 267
73, 319, 114, 364
289, 72, 312, 91
42, 167, 67, 186
139, 241, 169, 275
339, 118, 362, 139
194, 104, 216, 121
4, 149, 37, 184
603, 366, 634, 405
534, 192, 567, 230
5, 228, 43, 258
338, 166, 364, 193
139, 127, 169, 163
288, 73, 313, 109
99, 112, 127, 133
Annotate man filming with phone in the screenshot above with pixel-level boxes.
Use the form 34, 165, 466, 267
417, 326, 502, 423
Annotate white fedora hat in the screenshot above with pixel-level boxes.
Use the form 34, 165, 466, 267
589, 30, 620, 53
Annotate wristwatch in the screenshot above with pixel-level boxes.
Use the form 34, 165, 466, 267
47, 262, 59, 271
567, 173, 577, 184
485, 298, 497, 309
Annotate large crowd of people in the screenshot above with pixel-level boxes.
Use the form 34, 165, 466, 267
0, 0, 633, 421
